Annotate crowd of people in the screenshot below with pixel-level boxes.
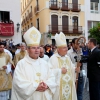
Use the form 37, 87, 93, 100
0, 26, 100, 100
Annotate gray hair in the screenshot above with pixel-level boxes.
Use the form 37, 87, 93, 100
20, 42, 26, 46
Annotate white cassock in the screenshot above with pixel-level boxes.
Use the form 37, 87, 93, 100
41, 54, 49, 62
49, 53, 77, 100
11, 54, 57, 100
4, 49, 12, 59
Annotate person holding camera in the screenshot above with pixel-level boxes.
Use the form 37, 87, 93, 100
87, 38, 100, 100
67, 38, 84, 100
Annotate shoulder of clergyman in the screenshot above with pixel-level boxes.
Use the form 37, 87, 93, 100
4, 52, 10, 58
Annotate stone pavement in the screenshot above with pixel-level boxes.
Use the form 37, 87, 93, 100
83, 87, 90, 100
83, 63, 90, 100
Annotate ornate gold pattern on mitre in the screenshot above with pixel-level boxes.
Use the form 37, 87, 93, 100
30, 30, 39, 42
60, 34, 66, 43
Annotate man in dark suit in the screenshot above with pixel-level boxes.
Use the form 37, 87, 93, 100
87, 38, 100, 100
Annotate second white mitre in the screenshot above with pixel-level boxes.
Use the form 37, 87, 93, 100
55, 32, 67, 47
23, 26, 41, 46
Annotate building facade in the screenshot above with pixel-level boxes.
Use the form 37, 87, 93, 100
0, 0, 21, 45
84, 0, 100, 42
21, 0, 85, 45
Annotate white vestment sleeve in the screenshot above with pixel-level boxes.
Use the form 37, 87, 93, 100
6, 62, 11, 74
12, 62, 39, 100
44, 68, 57, 94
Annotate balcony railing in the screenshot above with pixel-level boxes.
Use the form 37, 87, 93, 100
49, 1, 60, 10
29, 12, 32, 19
49, 1, 81, 12
48, 25, 82, 34
34, 5, 39, 14
60, 2, 70, 11
0, 23, 14, 36
71, 3, 81, 12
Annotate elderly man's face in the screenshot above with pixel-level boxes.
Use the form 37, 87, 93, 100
57, 46, 68, 56
27, 46, 40, 59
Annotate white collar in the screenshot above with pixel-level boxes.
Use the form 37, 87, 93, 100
91, 46, 96, 52
24, 54, 40, 64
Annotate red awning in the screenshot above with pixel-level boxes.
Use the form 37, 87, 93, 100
0, 23, 14, 36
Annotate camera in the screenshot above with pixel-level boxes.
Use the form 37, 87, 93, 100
74, 55, 88, 63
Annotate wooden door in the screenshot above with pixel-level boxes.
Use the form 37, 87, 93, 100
51, 15, 58, 33
72, 0, 78, 9
62, 0, 68, 7
62, 16, 68, 33
72, 16, 78, 32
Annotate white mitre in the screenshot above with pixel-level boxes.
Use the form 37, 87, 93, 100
55, 32, 67, 47
23, 27, 41, 46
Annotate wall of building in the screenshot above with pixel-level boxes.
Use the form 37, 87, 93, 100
84, 0, 100, 42
21, 0, 86, 44
0, 0, 21, 45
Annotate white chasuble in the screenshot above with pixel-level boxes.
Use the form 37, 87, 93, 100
49, 53, 77, 100
11, 55, 57, 100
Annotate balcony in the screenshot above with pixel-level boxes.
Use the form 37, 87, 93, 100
34, 5, 39, 14
71, 3, 81, 12
0, 23, 14, 36
29, 12, 32, 19
48, 25, 82, 34
26, 15, 29, 22
49, 1, 60, 10
61, 2, 70, 11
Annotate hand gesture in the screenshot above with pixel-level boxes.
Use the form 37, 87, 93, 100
2, 66, 7, 69
36, 82, 49, 92
61, 67, 67, 74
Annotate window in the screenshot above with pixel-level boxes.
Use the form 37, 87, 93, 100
91, 2, 93, 10
28, 25, 29, 29
36, 0, 39, 6
31, 23, 33, 27
0, 11, 10, 23
51, 0, 57, 5
95, 2, 98, 10
31, 6, 32, 12
37, 18, 39, 30
88, 21, 92, 31
72, 16, 78, 29
90, 2, 98, 11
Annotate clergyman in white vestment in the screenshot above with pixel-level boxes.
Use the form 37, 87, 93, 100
49, 32, 81, 100
11, 27, 57, 100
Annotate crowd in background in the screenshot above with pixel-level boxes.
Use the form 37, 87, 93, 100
0, 37, 100, 100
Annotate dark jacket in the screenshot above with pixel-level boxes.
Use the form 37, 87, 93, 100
87, 47, 100, 81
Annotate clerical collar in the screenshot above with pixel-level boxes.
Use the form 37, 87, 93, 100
27, 54, 39, 62
91, 46, 96, 52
